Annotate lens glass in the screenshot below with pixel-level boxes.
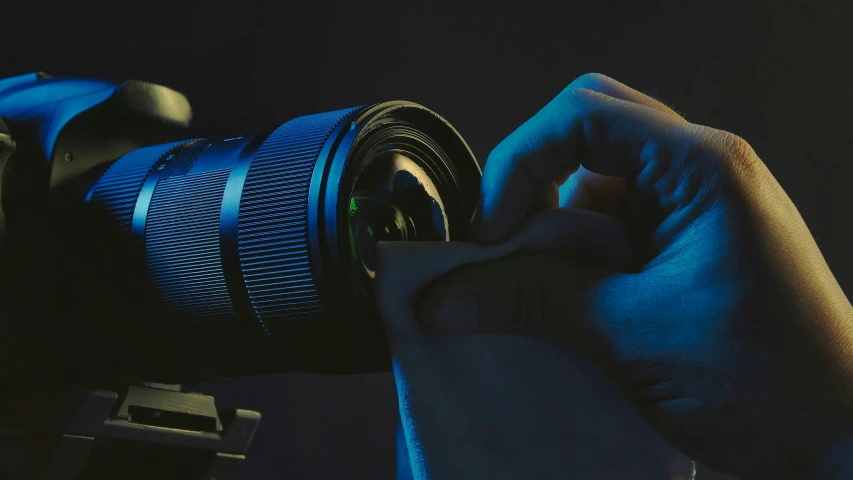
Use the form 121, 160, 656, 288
347, 151, 448, 280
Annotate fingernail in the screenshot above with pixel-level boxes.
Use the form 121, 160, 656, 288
431, 296, 480, 335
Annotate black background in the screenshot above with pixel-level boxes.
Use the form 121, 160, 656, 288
2, 0, 852, 478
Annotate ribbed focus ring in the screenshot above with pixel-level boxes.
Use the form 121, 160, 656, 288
86, 140, 198, 230
146, 168, 235, 320
237, 107, 359, 327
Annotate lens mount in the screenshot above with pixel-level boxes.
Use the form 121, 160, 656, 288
310, 102, 480, 316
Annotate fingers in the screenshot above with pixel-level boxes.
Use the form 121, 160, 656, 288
376, 207, 632, 346
558, 166, 628, 212
417, 252, 616, 339
475, 83, 698, 244
506, 75, 680, 221
421, 208, 631, 338
376, 239, 511, 346
565, 73, 685, 121
557, 74, 684, 223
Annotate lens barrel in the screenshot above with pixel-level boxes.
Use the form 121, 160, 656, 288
84, 102, 480, 377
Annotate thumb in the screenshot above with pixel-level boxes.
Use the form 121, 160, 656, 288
417, 249, 617, 340
375, 208, 632, 346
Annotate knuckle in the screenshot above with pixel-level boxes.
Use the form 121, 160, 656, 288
572, 87, 603, 101
567, 86, 601, 102
720, 132, 755, 162
706, 130, 763, 178
556, 86, 601, 115
566, 72, 610, 92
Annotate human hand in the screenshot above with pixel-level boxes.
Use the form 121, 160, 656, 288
410, 73, 853, 479
378, 215, 695, 480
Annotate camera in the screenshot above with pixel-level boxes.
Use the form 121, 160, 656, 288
0, 72, 480, 479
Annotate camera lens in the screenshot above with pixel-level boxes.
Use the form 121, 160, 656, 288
348, 153, 448, 279
84, 102, 480, 378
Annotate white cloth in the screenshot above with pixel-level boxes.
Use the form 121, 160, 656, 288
376, 226, 696, 479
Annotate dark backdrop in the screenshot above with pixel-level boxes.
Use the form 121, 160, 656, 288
2, 0, 852, 478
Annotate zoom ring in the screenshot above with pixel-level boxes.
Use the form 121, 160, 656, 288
144, 144, 237, 321
237, 107, 359, 331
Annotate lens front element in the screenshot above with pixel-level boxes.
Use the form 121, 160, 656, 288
348, 151, 448, 279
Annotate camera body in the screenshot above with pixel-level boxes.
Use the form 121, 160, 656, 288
0, 72, 262, 480
0, 72, 194, 238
